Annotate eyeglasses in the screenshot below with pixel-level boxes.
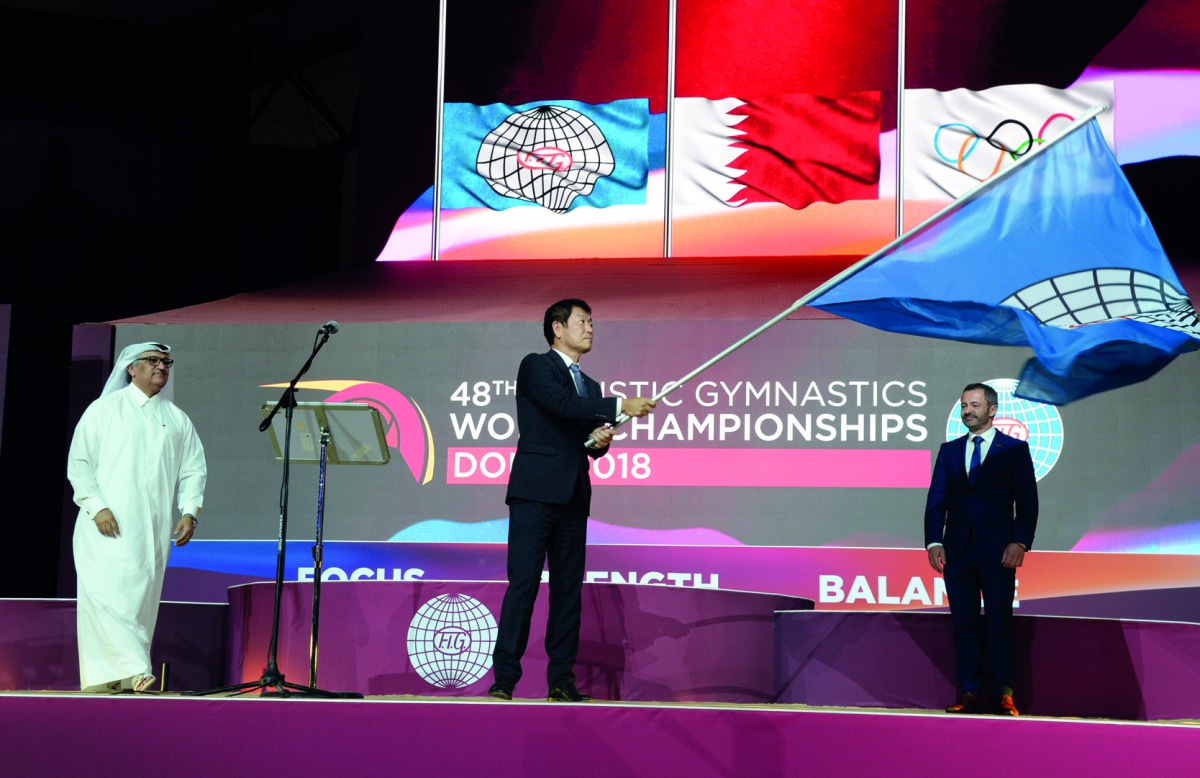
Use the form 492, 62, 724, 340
137, 356, 175, 367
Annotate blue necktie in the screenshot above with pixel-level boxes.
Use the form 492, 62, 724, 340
570, 363, 588, 397
969, 436, 983, 485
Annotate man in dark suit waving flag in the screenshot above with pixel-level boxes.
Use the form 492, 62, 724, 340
489, 299, 656, 702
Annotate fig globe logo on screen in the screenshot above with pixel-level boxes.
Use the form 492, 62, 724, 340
407, 594, 497, 689
265, 379, 437, 485
477, 105, 615, 213
943, 378, 1064, 481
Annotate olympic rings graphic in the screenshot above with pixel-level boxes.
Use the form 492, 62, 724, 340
933, 112, 1077, 180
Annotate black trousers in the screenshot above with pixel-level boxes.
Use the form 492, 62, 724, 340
944, 555, 1017, 696
492, 488, 588, 690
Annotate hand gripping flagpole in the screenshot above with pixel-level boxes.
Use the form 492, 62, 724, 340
585, 104, 1109, 448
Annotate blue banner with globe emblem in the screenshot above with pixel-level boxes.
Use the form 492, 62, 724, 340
807, 117, 1200, 405
440, 98, 650, 213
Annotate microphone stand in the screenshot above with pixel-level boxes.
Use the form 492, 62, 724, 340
309, 425, 330, 686
186, 326, 357, 698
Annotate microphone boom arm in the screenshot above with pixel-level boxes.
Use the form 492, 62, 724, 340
260, 328, 335, 432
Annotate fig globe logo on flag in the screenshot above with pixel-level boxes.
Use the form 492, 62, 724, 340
442, 98, 650, 213
263, 380, 436, 485
944, 378, 1063, 482
1000, 269, 1199, 335
477, 105, 615, 212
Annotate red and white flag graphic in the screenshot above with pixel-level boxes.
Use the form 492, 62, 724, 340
674, 92, 881, 209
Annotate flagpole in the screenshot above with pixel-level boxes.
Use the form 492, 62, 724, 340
896, 0, 906, 239
431, 0, 448, 261
663, 0, 678, 259
585, 104, 1109, 447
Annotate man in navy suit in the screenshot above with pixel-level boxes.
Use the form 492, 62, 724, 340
489, 299, 656, 702
925, 382, 1038, 716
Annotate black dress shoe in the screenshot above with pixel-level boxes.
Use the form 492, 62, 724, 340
945, 691, 980, 714
547, 686, 593, 702
487, 683, 513, 701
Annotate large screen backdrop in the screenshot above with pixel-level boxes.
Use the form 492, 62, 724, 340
366, 0, 1199, 262
108, 321, 1200, 620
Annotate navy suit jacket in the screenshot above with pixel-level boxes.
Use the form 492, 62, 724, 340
505, 350, 618, 509
924, 430, 1039, 562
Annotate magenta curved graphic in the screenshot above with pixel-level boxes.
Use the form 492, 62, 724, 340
323, 382, 434, 484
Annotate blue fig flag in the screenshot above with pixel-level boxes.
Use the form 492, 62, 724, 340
807, 116, 1200, 404
440, 99, 650, 213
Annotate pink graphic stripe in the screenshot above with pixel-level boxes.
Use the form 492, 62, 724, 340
447, 448, 930, 488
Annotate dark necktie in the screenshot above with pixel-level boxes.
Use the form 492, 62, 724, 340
570, 363, 588, 397
969, 436, 983, 485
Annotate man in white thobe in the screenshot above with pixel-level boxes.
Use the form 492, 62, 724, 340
67, 342, 207, 692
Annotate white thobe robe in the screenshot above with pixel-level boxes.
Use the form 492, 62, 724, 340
67, 382, 206, 690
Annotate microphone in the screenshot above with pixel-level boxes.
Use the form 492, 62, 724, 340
319, 321, 340, 336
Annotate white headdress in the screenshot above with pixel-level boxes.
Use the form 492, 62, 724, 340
102, 341, 173, 401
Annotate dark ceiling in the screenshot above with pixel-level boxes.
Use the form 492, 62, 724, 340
2, 0, 382, 322
4, 0, 364, 149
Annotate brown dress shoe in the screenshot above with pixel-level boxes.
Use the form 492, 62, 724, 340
945, 691, 980, 713
996, 694, 1020, 716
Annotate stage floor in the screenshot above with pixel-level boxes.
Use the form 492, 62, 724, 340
6, 690, 1199, 778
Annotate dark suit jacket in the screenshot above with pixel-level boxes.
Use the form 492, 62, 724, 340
924, 430, 1039, 562
506, 350, 618, 508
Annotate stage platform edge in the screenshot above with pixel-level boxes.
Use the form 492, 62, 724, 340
776, 610, 1200, 720
3, 692, 1199, 778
